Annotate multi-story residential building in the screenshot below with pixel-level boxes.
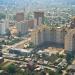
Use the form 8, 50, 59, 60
16, 20, 28, 35
65, 29, 75, 52
16, 12, 24, 22
70, 17, 75, 29
31, 25, 67, 46
28, 19, 34, 29
34, 11, 44, 28
0, 20, 6, 35
65, 17, 75, 53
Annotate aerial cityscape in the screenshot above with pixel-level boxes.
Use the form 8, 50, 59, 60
0, 0, 75, 75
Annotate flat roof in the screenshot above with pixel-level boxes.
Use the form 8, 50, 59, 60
0, 57, 3, 59
10, 48, 32, 53
68, 65, 75, 70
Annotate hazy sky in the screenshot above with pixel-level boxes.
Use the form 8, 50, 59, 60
0, 0, 74, 7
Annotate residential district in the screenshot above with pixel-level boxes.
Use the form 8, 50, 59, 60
0, 6, 75, 75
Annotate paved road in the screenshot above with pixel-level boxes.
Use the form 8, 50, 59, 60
2, 37, 31, 53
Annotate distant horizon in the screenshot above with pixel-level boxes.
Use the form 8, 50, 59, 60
0, 0, 75, 8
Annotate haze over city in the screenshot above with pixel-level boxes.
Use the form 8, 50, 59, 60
0, 0, 75, 75
0, 0, 75, 7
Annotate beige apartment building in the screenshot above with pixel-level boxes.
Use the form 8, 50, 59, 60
65, 29, 75, 52
65, 17, 75, 52
31, 25, 67, 46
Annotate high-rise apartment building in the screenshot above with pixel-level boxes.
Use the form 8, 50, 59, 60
16, 12, 24, 22
0, 20, 6, 35
34, 11, 44, 28
31, 25, 67, 46
16, 20, 28, 35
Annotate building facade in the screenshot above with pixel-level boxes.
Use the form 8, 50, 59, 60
34, 11, 44, 28
65, 29, 75, 52
65, 17, 75, 53
31, 25, 67, 46
16, 12, 24, 22
0, 20, 6, 35
16, 20, 28, 35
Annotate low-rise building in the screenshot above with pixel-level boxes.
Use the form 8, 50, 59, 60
67, 65, 75, 75
9, 48, 32, 56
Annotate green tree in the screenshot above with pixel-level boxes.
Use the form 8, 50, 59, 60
17, 32, 22, 37
27, 42, 34, 48
49, 70, 55, 75
66, 51, 74, 64
7, 64, 16, 75
6, 29, 11, 39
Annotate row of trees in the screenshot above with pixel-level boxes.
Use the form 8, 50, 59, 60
1, 63, 56, 75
